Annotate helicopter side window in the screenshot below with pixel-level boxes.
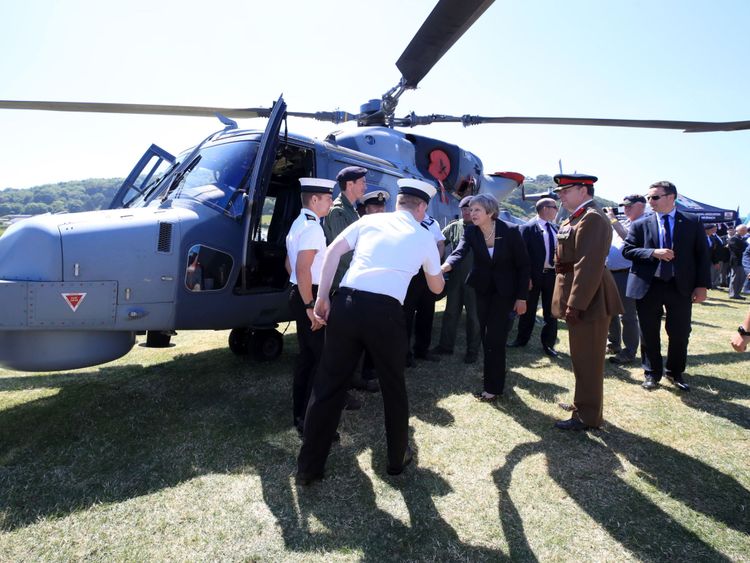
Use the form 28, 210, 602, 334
185, 244, 233, 292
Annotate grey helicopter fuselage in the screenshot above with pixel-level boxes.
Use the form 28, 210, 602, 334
0, 114, 521, 372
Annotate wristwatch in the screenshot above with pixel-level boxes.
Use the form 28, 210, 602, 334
738, 325, 750, 337
305, 300, 315, 310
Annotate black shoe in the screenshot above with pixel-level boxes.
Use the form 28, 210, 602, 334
667, 373, 690, 391
414, 351, 441, 362
729, 295, 747, 300
344, 392, 362, 410
554, 418, 593, 431
430, 345, 454, 355
464, 352, 478, 364
507, 340, 526, 348
387, 445, 414, 476
295, 471, 324, 486
363, 379, 380, 393
609, 353, 635, 365
642, 375, 659, 391
542, 345, 559, 358
473, 390, 500, 402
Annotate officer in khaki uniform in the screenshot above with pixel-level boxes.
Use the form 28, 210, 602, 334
551, 174, 623, 430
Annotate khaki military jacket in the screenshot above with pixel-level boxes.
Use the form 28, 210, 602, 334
552, 203, 623, 321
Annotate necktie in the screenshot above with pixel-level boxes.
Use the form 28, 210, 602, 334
661, 215, 673, 281
545, 223, 556, 266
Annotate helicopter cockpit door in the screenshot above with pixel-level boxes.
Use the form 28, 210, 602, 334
239, 96, 287, 291
109, 144, 176, 209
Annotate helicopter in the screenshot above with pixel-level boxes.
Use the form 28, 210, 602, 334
1, 0, 749, 372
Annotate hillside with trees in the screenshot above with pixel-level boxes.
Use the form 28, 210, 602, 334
0, 178, 122, 216
0, 175, 617, 219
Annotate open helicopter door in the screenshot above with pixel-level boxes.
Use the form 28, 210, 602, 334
239, 96, 287, 291
109, 144, 176, 208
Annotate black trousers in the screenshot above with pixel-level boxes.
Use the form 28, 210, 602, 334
298, 288, 409, 476
290, 284, 323, 426
635, 279, 693, 379
403, 271, 436, 357
515, 270, 557, 348
476, 291, 515, 395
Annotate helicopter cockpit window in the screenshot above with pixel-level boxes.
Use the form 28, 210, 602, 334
185, 244, 233, 292
171, 141, 258, 217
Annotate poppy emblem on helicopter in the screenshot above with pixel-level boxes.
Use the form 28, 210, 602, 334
61, 292, 87, 312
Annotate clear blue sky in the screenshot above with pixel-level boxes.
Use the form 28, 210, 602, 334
1, 0, 748, 212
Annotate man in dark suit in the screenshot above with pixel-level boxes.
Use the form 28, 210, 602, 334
622, 181, 711, 392
509, 197, 559, 357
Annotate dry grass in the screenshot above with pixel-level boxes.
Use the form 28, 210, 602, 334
0, 289, 748, 561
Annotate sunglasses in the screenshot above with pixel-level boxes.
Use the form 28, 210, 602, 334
646, 193, 672, 201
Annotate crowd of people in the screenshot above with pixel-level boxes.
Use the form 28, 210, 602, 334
284, 167, 748, 485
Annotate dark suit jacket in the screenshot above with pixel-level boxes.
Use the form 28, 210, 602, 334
445, 219, 530, 299
622, 210, 711, 299
520, 218, 556, 285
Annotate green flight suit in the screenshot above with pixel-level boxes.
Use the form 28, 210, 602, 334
322, 194, 359, 290
439, 219, 480, 356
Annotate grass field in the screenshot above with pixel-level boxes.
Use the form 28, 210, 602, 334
1, 289, 748, 562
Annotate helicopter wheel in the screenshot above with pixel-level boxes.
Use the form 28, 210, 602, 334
251, 329, 283, 362
145, 330, 173, 348
228, 328, 252, 356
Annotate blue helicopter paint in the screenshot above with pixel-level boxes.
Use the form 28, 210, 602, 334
0, 95, 523, 371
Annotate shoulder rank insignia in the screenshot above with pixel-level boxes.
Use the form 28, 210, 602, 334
304, 213, 317, 221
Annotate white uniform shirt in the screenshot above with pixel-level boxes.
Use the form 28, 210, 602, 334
421, 215, 446, 244
536, 217, 557, 269
286, 208, 327, 285
337, 210, 442, 304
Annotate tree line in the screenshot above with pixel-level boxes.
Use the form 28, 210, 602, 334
0, 178, 122, 216
0, 175, 616, 219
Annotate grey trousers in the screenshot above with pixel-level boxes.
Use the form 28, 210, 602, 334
608, 270, 640, 359
729, 264, 746, 298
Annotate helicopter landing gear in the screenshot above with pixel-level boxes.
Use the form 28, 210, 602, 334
251, 329, 283, 362
145, 330, 175, 348
228, 328, 252, 356
228, 327, 283, 361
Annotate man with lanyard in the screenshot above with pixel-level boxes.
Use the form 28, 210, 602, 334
296, 178, 445, 485
285, 178, 335, 437
552, 174, 622, 430
604, 194, 647, 365
432, 195, 481, 363
509, 197, 560, 357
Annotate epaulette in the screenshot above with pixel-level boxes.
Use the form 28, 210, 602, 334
304, 213, 317, 221
421, 216, 435, 227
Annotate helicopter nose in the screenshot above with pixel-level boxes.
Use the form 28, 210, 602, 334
0, 215, 63, 281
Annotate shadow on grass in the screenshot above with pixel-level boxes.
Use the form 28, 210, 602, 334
492, 374, 748, 562
0, 339, 502, 559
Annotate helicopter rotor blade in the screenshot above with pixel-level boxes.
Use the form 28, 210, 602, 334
396, 0, 495, 89
0, 100, 273, 119
400, 113, 750, 132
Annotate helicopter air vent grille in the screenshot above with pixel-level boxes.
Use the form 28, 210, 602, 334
157, 222, 173, 253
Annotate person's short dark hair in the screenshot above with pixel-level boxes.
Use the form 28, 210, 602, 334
649, 180, 677, 196
535, 197, 557, 213
336, 166, 367, 190
620, 194, 647, 206
704, 223, 717, 230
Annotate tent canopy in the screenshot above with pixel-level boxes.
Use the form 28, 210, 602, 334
675, 194, 738, 225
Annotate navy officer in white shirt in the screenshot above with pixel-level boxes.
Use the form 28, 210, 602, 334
296, 178, 445, 485
285, 177, 335, 437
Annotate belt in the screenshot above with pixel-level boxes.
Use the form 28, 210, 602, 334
336, 286, 400, 307
555, 263, 574, 274
609, 268, 630, 274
